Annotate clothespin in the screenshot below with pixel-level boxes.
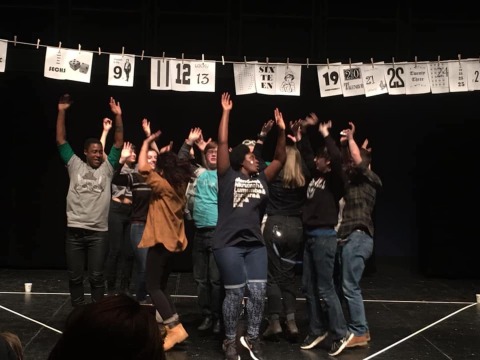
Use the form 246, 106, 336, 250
162, 52, 165, 63
202, 54, 204, 64
78, 44, 81, 54
36, 38, 40, 49
306, 58, 309, 68
266, 57, 269, 66
58, 41, 62, 53
141, 50, 144, 60
327, 58, 330, 69
121, 47, 125, 57
221, 55, 225, 66
371, 57, 374, 69
181, 53, 184, 64
414, 55, 417, 68
286, 57, 289, 69
437, 55, 440, 66
392, 57, 395, 68
244, 56, 247, 67
13, 35, 17, 46
348, 58, 352, 69
458, 53, 462, 68
98, 47, 102, 56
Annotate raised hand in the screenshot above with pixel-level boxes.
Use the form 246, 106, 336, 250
109, 97, 122, 115
187, 127, 202, 145
274, 108, 286, 130
58, 94, 73, 111
160, 141, 173, 154
318, 120, 332, 138
142, 118, 152, 136
221, 92, 232, 111
120, 141, 134, 161
195, 132, 211, 152
103, 118, 113, 132
260, 119, 275, 136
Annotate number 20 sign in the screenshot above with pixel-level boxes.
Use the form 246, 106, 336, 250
150, 58, 216, 92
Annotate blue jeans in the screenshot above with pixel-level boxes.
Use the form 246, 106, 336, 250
338, 230, 373, 336
193, 228, 223, 319
130, 222, 149, 302
65, 227, 107, 306
302, 229, 347, 340
264, 215, 303, 317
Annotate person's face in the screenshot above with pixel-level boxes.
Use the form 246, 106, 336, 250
126, 150, 137, 165
242, 152, 259, 174
147, 150, 158, 169
314, 155, 330, 173
205, 147, 217, 169
84, 143, 104, 169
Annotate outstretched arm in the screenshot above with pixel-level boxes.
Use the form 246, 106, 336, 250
56, 94, 72, 145
138, 130, 161, 173
109, 97, 124, 149
100, 117, 112, 160
264, 108, 286, 182
217, 92, 233, 176
342, 122, 362, 165
142, 118, 160, 153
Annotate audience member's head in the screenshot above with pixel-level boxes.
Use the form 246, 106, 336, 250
47, 294, 165, 360
0, 331, 23, 360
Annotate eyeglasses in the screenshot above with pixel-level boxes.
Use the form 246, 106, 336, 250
242, 140, 256, 147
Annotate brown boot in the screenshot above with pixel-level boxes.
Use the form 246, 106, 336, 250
285, 319, 299, 342
262, 319, 282, 342
163, 322, 189, 351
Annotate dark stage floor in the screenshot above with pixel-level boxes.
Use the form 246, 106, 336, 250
1, 257, 479, 360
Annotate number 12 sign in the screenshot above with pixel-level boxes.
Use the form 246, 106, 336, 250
150, 58, 216, 92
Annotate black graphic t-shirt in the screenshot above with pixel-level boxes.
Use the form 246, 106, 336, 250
213, 167, 268, 249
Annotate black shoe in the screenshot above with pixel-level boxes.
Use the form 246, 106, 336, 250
212, 319, 222, 334
197, 316, 213, 331
262, 319, 282, 342
300, 332, 328, 350
240, 336, 265, 360
328, 332, 354, 356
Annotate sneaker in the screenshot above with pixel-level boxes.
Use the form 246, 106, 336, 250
346, 333, 369, 348
300, 332, 328, 350
222, 338, 240, 360
240, 336, 265, 360
366, 331, 371, 341
328, 332, 354, 356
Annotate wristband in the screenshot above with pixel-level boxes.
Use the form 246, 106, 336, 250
257, 132, 267, 140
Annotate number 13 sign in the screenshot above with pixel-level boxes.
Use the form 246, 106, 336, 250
150, 58, 216, 92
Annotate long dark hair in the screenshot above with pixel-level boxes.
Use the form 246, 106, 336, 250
156, 151, 195, 196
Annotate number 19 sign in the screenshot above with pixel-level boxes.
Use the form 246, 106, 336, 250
150, 58, 216, 92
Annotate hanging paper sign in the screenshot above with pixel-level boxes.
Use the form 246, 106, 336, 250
340, 63, 365, 97
465, 60, 480, 91
255, 63, 278, 95
383, 62, 407, 95
233, 62, 257, 95
150, 57, 173, 90
317, 63, 342, 97
361, 62, 388, 97
405, 63, 431, 95
0, 40, 7, 72
427, 62, 449, 94
44, 46, 93, 83
276, 64, 301, 96
108, 54, 135, 87
168, 60, 216, 92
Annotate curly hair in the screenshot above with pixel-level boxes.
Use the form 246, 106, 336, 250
229, 144, 250, 171
156, 151, 195, 195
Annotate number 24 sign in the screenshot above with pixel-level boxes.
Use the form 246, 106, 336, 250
150, 59, 216, 92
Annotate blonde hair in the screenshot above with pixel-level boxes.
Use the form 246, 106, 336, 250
282, 145, 305, 188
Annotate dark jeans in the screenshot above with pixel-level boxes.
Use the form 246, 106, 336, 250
263, 215, 303, 317
146, 243, 177, 321
65, 227, 108, 306
130, 222, 148, 302
104, 200, 133, 293
193, 227, 223, 319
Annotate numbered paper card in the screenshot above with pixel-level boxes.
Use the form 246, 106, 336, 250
150, 57, 174, 90
465, 60, 480, 91
383, 63, 407, 95
0, 40, 7, 72
317, 64, 342, 97
169, 60, 216, 92
108, 54, 135, 87
233, 62, 257, 95
361, 63, 388, 97
255, 63, 278, 95
428, 62, 449, 94
340, 63, 365, 97
448, 61, 468, 92
44, 47, 93, 83
405, 63, 431, 95
275, 64, 301, 96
